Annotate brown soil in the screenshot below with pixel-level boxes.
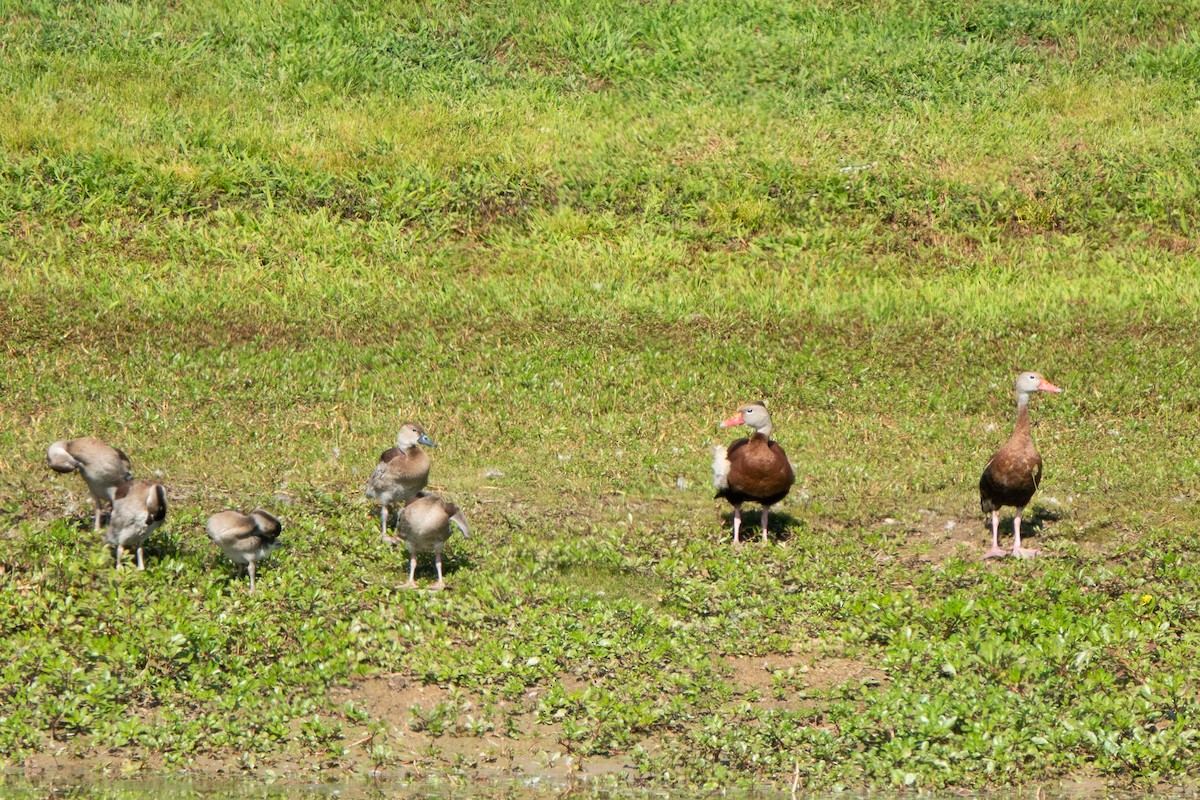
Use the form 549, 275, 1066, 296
721, 653, 887, 712
893, 503, 1108, 566
12, 674, 638, 786
903, 513, 986, 565
326, 674, 638, 783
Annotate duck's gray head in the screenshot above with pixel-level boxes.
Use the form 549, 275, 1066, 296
720, 402, 773, 436
1014, 371, 1062, 403
250, 508, 282, 536
397, 422, 436, 449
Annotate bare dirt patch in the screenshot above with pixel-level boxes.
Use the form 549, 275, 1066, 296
804, 657, 888, 690
903, 513, 985, 565
721, 654, 887, 712
723, 653, 807, 694
893, 504, 1096, 565
329, 674, 448, 729
328, 675, 637, 782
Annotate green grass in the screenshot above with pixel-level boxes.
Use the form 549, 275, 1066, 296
2, 0, 1200, 792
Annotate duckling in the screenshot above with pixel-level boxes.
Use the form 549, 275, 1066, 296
387, 492, 470, 590
205, 509, 282, 591
365, 422, 436, 540
105, 480, 167, 570
47, 437, 133, 531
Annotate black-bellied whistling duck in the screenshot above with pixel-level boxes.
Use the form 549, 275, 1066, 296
387, 492, 471, 590
206, 509, 283, 591
104, 480, 167, 570
712, 402, 795, 544
979, 371, 1062, 559
365, 422, 436, 540
47, 437, 134, 531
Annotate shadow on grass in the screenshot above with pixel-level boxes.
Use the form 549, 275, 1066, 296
68, 514, 100, 533
976, 506, 1065, 555
392, 548, 476, 583
1014, 505, 1065, 541
719, 509, 803, 543
145, 535, 186, 562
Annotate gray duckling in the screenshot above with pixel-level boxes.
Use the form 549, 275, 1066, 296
47, 437, 134, 531
387, 492, 470, 590
105, 479, 167, 570
205, 508, 282, 591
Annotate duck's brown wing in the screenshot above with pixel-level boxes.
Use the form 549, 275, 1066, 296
979, 447, 1042, 512
115, 447, 133, 479
718, 436, 794, 506
207, 511, 256, 543
365, 448, 402, 497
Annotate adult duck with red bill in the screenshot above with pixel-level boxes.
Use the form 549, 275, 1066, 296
712, 402, 795, 545
979, 371, 1063, 559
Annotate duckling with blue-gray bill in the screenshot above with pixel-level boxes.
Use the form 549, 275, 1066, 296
386, 492, 470, 590
365, 422, 435, 540
205, 508, 282, 591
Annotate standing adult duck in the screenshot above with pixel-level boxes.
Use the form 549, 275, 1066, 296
388, 492, 471, 590
205, 508, 283, 591
105, 479, 167, 570
712, 402, 795, 544
365, 422, 435, 540
979, 371, 1062, 559
47, 437, 133, 531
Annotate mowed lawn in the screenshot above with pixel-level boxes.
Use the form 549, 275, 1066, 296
2, 0, 1200, 791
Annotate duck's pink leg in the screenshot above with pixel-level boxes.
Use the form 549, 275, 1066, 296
403, 552, 419, 589
732, 507, 742, 545
432, 546, 445, 591
1012, 509, 1040, 559
984, 511, 1005, 559
761, 507, 770, 543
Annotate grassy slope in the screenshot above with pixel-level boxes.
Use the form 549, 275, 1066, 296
2, 0, 1200, 790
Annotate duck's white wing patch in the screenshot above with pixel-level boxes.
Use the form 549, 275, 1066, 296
712, 445, 731, 490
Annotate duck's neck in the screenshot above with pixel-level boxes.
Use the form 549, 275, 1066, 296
753, 422, 773, 439
1012, 392, 1032, 438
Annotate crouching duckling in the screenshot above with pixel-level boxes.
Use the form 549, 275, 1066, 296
47, 437, 133, 531
205, 508, 282, 591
